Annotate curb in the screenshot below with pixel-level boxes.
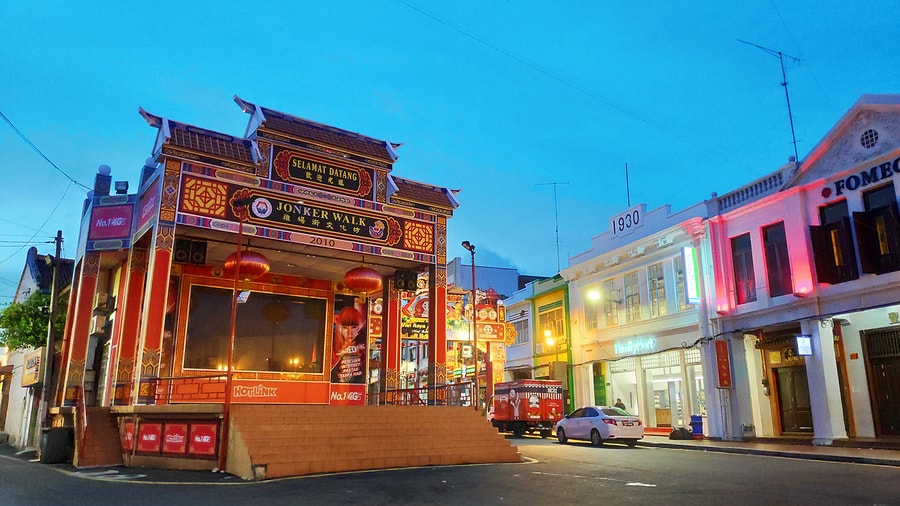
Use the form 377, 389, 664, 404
635, 439, 900, 467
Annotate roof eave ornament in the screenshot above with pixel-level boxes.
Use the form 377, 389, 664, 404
234, 95, 267, 138
386, 141, 402, 161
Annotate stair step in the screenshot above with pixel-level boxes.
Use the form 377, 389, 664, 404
232, 405, 521, 479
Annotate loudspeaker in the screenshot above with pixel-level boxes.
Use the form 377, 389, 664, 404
189, 240, 207, 264
394, 270, 419, 290
173, 239, 207, 264
173, 238, 191, 264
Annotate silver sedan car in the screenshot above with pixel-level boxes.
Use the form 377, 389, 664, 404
556, 406, 643, 447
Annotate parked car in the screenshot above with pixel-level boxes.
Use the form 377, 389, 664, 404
556, 406, 643, 447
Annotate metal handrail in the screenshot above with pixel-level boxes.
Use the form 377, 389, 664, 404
371, 382, 474, 407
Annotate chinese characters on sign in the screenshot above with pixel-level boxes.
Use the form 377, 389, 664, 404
715, 340, 733, 389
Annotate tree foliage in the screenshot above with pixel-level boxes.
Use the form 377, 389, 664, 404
0, 292, 65, 351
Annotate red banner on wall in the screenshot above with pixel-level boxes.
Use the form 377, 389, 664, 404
188, 423, 219, 457
162, 423, 188, 455
136, 423, 163, 453
121, 420, 135, 451
715, 340, 733, 389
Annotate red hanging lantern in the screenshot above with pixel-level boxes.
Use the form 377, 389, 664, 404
343, 266, 383, 294
224, 249, 270, 280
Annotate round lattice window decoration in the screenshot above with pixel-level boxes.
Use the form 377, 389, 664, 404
860, 128, 879, 149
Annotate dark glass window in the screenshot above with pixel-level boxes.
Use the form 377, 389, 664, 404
183, 286, 327, 373
864, 183, 896, 211
855, 183, 900, 274
811, 201, 859, 284
624, 271, 641, 322
820, 200, 849, 226
763, 222, 792, 297
731, 233, 757, 304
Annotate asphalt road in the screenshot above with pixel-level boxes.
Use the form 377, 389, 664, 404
1, 438, 898, 505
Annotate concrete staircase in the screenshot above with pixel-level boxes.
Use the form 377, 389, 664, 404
228, 405, 521, 480
75, 406, 123, 468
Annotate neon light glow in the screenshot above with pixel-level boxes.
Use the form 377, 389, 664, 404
682, 246, 701, 304
614, 337, 658, 356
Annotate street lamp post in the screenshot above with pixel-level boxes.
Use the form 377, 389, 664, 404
219, 197, 253, 472
461, 240, 477, 412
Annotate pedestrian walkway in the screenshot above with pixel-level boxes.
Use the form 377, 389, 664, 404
637, 434, 900, 467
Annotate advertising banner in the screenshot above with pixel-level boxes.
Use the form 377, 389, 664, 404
87, 202, 134, 251
121, 420, 135, 451
136, 423, 163, 454
162, 423, 189, 455
331, 294, 368, 385
188, 423, 219, 457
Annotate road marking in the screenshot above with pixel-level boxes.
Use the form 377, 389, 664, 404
72, 470, 148, 480
626, 482, 657, 487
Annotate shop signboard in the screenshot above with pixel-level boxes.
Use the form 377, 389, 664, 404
272, 146, 375, 200
476, 322, 506, 342
796, 334, 813, 356
21, 347, 44, 387
229, 379, 330, 404
715, 340, 733, 389
177, 174, 438, 260
87, 201, 134, 251
134, 178, 160, 237
682, 246, 701, 304
329, 383, 366, 406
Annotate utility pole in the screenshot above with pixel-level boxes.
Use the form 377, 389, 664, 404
39, 231, 63, 440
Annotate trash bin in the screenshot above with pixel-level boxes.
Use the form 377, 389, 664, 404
40, 427, 73, 464
689, 414, 704, 440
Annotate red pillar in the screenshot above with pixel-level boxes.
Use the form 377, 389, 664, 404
61, 253, 100, 406
382, 278, 402, 402
110, 248, 148, 406
135, 225, 173, 404
427, 263, 448, 403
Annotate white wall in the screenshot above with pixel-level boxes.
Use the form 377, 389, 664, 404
4, 349, 39, 449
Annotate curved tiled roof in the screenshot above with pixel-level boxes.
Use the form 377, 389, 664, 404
251, 102, 396, 162
391, 177, 458, 210
140, 108, 255, 165
168, 123, 256, 164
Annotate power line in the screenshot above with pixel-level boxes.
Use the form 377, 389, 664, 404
0, 181, 75, 266
397, 1, 754, 172
0, 110, 92, 192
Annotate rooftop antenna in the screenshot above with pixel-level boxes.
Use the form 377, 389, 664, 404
537, 182, 569, 272
738, 39, 801, 164
625, 163, 631, 208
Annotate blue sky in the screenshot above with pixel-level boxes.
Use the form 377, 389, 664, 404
2, 1, 898, 305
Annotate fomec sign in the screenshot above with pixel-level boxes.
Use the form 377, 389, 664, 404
829, 156, 900, 197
